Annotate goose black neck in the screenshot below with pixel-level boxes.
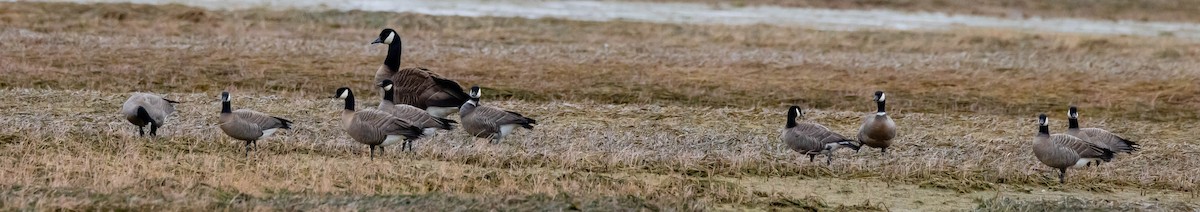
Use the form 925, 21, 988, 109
1068, 118, 1079, 129
383, 88, 395, 103
344, 92, 356, 111
383, 40, 402, 71
1038, 125, 1049, 135
221, 101, 231, 113
876, 101, 886, 113
786, 109, 798, 128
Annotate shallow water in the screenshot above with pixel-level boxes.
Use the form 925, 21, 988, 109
30, 0, 1200, 38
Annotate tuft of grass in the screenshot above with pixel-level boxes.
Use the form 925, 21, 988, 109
975, 197, 1197, 211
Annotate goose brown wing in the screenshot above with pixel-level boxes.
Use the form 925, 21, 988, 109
355, 109, 422, 139
1050, 134, 1114, 161
233, 109, 292, 129
1079, 128, 1139, 153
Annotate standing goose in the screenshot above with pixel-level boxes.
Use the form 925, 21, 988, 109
334, 87, 423, 159
459, 86, 537, 143
377, 80, 457, 150
1067, 106, 1140, 155
780, 106, 861, 165
857, 91, 897, 154
1031, 114, 1115, 183
371, 28, 470, 118
218, 91, 293, 157
120, 92, 178, 137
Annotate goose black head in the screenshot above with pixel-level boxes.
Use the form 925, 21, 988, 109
379, 80, 395, 91
469, 86, 482, 99
221, 91, 230, 102
873, 91, 885, 102
371, 28, 398, 45
334, 87, 352, 99
1068, 106, 1078, 119
1038, 113, 1049, 126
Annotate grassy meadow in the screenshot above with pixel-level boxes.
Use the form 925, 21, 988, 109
1, 2, 1198, 210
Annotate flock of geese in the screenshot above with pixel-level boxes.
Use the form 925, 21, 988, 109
117, 28, 1138, 183
120, 28, 538, 159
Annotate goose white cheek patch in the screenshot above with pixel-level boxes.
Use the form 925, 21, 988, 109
383, 32, 396, 44
879, 93, 885, 101
384, 84, 393, 91
339, 91, 349, 99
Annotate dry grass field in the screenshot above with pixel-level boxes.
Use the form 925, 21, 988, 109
1, 2, 1199, 210
647, 0, 1200, 22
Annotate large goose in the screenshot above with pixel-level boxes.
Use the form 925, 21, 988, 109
334, 87, 423, 159
120, 92, 178, 137
218, 91, 293, 157
371, 28, 470, 118
459, 86, 536, 143
1066, 106, 1139, 159
857, 91, 897, 154
780, 106, 861, 165
1031, 114, 1114, 183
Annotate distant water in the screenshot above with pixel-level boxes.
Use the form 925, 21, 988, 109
28, 0, 1200, 39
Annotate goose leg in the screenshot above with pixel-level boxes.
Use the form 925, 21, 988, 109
138, 126, 145, 137
825, 153, 833, 166
243, 140, 251, 158
881, 147, 888, 156
369, 145, 376, 160
808, 154, 816, 163
150, 125, 159, 137
1058, 168, 1067, 184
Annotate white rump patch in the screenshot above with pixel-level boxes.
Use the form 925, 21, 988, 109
823, 143, 841, 151
426, 106, 459, 118
258, 129, 278, 140
499, 124, 518, 138
422, 128, 438, 137
382, 135, 404, 146
383, 32, 396, 44
1072, 158, 1096, 168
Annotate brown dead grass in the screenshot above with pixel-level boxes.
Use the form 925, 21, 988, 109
636, 0, 1200, 23
0, 88, 1197, 210
3, 2, 1200, 122
1, 2, 1199, 210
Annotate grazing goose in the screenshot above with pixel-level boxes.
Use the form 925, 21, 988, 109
1067, 106, 1140, 155
377, 80, 457, 150
1031, 114, 1115, 183
780, 106, 861, 165
857, 91, 897, 154
371, 28, 470, 118
459, 86, 537, 143
120, 92, 178, 137
334, 87, 423, 159
218, 91, 293, 157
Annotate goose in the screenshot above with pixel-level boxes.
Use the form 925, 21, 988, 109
120, 92, 178, 137
857, 91, 897, 154
1031, 114, 1115, 183
334, 87, 423, 159
1066, 106, 1140, 156
371, 28, 470, 118
780, 106, 861, 165
459, 86, 536, 143
377, 80, 457, 150
218, 91, 293, 157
